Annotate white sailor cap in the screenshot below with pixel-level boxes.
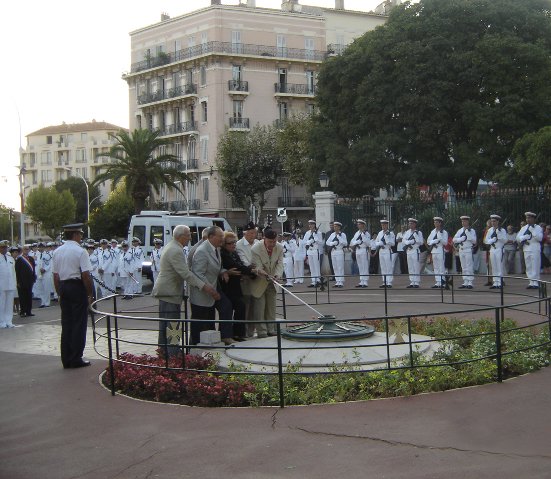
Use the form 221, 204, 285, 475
131, 237, 141, 243
110, 239, 118, 244
153, 238, 163, 244
524, 211, 537, 217
99, 239, 109, 245
408, 218, 418, 223
380, 219, 389, 224
282, 232, 292, 237
47, 242, 55, 247
308, 219, 316, 224
460, 215, 470, 221
356, 219, 366, 225
0, 240, 9, 247
490, 214, 501, 221
121, 240, 129, 247
433, 216, 443, 222
333, 221, 342, 227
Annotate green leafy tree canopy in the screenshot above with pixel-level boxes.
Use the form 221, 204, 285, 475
89, 181, 134, 240
25, 186, 76, 238
313, 0, 551, 197
509, 126, 551, 186
55, 176, 101, 224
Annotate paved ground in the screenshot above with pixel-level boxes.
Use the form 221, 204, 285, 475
1, 276, 550, 478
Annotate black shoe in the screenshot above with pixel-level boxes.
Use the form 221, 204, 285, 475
459, 285, 467, 289
69, 360, 91, 368
386, 285, 392, 289
466, 285, 473, 289
19, 313, 26, 317
414, 285, 420, 288
490, 285, 497, 289
379, 284, 386, 288
431, 285, 440, 289
307, 284, 315, 288
407, 284, 414, 288
356, 284, 363, 288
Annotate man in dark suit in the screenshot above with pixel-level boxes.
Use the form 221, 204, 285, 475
15, 245, 36, 317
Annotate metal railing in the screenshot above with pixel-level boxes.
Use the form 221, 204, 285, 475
158, 121, 198, 136
227, 80, 249, 92
186, 158, 198, 170
229, 117, 250, 129
137, 84, 197, 105
130, 41, 327, 73
274, 83, 316, 95
92, 273, 551, 408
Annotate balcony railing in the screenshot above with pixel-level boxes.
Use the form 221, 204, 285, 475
189, 198, 201, 210
130, 41, 327, 73
274, 83, 316, 95
227, 80, 249, 92
229, 117, 250, 129
158, 121, 198, 136
137, 84, 197, 105
278, 196, 314, 208
186, 158, 198, 170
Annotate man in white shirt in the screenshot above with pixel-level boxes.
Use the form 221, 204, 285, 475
349, 220, 371, 288
483, 214, 507, 289
150, 238, 164, 284
304, 220, 324, 287
453, 216, 477, 289
292, 231, 306, 284
375, 219, 396, 288
427, 217, 449, 288
325, 221, 348, 287
98, 239, 118, 296
0, 240, 17, 328
402, 218, 424, 288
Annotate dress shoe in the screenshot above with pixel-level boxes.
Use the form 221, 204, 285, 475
459, 285, 467, 289
386, 285, 392, 289
356, 284, 363, 288
70, 360, 91, 368
379, 284, 386, 288
466, 285, 473, 289
413, 285, 419, 288
19, 313, 26, 317
307, 284, 315, 288
407, 284, 414, 288
233, 336, 246, 342
431, 285, 440, 289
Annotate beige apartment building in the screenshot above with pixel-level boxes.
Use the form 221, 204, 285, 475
20, 120, 126, 239
123, 0, 390, 226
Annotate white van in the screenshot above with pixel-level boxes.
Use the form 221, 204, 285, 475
128, 211, 232, 279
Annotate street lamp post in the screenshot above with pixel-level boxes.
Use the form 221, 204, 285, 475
19, 162, 26, 245
63, 167, 90, 237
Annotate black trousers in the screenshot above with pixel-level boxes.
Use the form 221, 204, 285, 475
18, 285, 33, 315
158, 300, 182, 357
190, 292, 234, 345
227, 294, 246, 338
59, 280, 89, 367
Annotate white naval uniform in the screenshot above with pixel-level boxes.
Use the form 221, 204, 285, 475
130, 247, 144, 293
38, 251, 54, 307
150, 246, 163, 284
88, 250, 100, 298
402, 229, 424, 286
326, 231, 348, 286
119, 249, 135, 295
292, 237, 306, 284
304, 229, 324, 285
350, 230, 371, 286
98, 247, 118, 296
453, 227, 477, 286
484, 227, 507, 286
517, 223, 543, 287
0, 252, 17, 328
427, 228, 449, 286
375, 230, 395, 285
282, 240, 296, 286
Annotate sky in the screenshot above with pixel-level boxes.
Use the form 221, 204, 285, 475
0, 0, 383, 211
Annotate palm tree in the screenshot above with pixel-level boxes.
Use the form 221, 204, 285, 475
92, 129, 190, 213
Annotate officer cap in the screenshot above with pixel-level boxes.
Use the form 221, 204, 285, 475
38, 242, 46, 247
10, 245, 21, 252
380, 219, 389, 224
0, 240, 9, 247
100, 239, 109, 245
490, 214, 501, 221
356, 219, 366, 225
62, 223, 85, 234
110, 239, 118, 244
131, 237, 141, 243
153, 238, 163, 244
433, 216, 443, 222
460, 215, 470, 220
333, 221, 343, 227
524, 211, 537, 218
243, 221, 257, 231
408, 218, 418, 223
85, 238, 95, 245
263, 228, 277, 239
308, 219, 316, 224
32, 243, 38, 247
283, 232, 292, 237
121, 240, 129, 247
86, 243, 95, 249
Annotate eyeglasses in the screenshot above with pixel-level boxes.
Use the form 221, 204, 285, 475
225, 241, 237, 245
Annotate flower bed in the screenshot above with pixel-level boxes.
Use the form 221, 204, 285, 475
103, 318, 550, 407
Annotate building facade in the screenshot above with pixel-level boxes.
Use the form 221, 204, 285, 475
123, 0, 389, 228
20, 120, 126, 239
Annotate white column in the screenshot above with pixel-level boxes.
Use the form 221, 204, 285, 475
313, 190, 336, 235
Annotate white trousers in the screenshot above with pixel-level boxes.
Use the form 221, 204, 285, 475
524, 249, 541, 286
489, 248, 504, 286
307, 250, 321, 284
331, 249, 345, 285
459, 250, 474, 285
356, 249, 370, 285
432, 252, 446, 285
283, 257, 294, 285
379, 249, 394, 285
100, 272, 118, 297
0, 290, 15, 327
407, 250, 421, 285
293, 257, 305, 283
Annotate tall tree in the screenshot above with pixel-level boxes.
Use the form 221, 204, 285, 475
0, 204, 19, 243
54, 176, 101, 224
313, 0, 551, 197
92, 129, 190, 213
25, 186, 76, 239
89, 182, 134, 239
507, 126, 551, 186
216, 124, 283, 221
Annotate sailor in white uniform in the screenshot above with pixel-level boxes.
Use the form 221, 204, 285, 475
325, 221, 348, 287
483, 215, 507, 289
402, 218, 424, 288
150, 238, 164, 284
516, 211, 543, 289
375, 219, 396, 288
453, 216, 477, 289
427, 217, 449, 288
350, 219, 371, 288
304, 220, 324, 287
